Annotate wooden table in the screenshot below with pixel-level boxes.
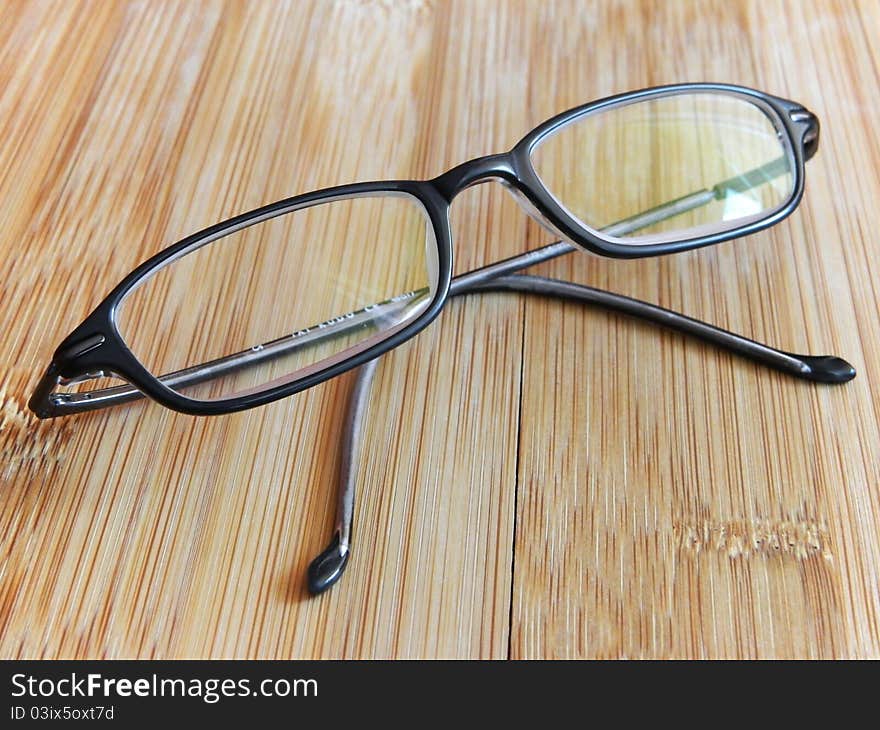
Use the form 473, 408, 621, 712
1, 0, 878, 658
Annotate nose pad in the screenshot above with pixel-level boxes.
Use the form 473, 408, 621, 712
500, 180, 585, 250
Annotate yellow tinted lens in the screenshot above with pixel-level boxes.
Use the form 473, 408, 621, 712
116, 194, 436, 401
530, 92, 795, 243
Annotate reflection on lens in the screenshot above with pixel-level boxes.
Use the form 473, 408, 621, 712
529, 92, 795, 243
116, 194, 437, 402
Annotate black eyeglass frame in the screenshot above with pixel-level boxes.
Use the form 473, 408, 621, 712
29, 82, 818, 419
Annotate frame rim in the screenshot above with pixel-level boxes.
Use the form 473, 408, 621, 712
507, 82, 809, 259
39, 180, 454, 417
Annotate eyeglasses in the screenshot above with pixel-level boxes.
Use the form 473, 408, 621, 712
30, 83, 834, 418
29, 83, 855, 593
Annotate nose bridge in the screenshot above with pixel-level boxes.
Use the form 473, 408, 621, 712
429, 150, 571, 245
430, 153, 518, 201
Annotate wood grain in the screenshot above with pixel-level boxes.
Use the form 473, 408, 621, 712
1, 0, 878, 658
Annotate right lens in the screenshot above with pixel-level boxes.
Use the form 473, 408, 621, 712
115, 193, 438, 402
529, 91, 796, 244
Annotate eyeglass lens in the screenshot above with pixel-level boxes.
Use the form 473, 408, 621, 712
115, 194, 438, 401
529, 92, 795, 245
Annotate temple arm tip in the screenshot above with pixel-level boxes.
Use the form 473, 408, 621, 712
797, 355, 857, 384
307, 531, 350, 595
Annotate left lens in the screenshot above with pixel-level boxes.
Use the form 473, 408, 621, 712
529, 91, 796, 244
115, 192, 438, 402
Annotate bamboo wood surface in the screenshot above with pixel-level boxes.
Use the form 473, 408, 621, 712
1, 0, 878, 659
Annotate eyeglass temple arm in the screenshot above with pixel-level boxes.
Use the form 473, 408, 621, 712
306, 271, 855, 594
